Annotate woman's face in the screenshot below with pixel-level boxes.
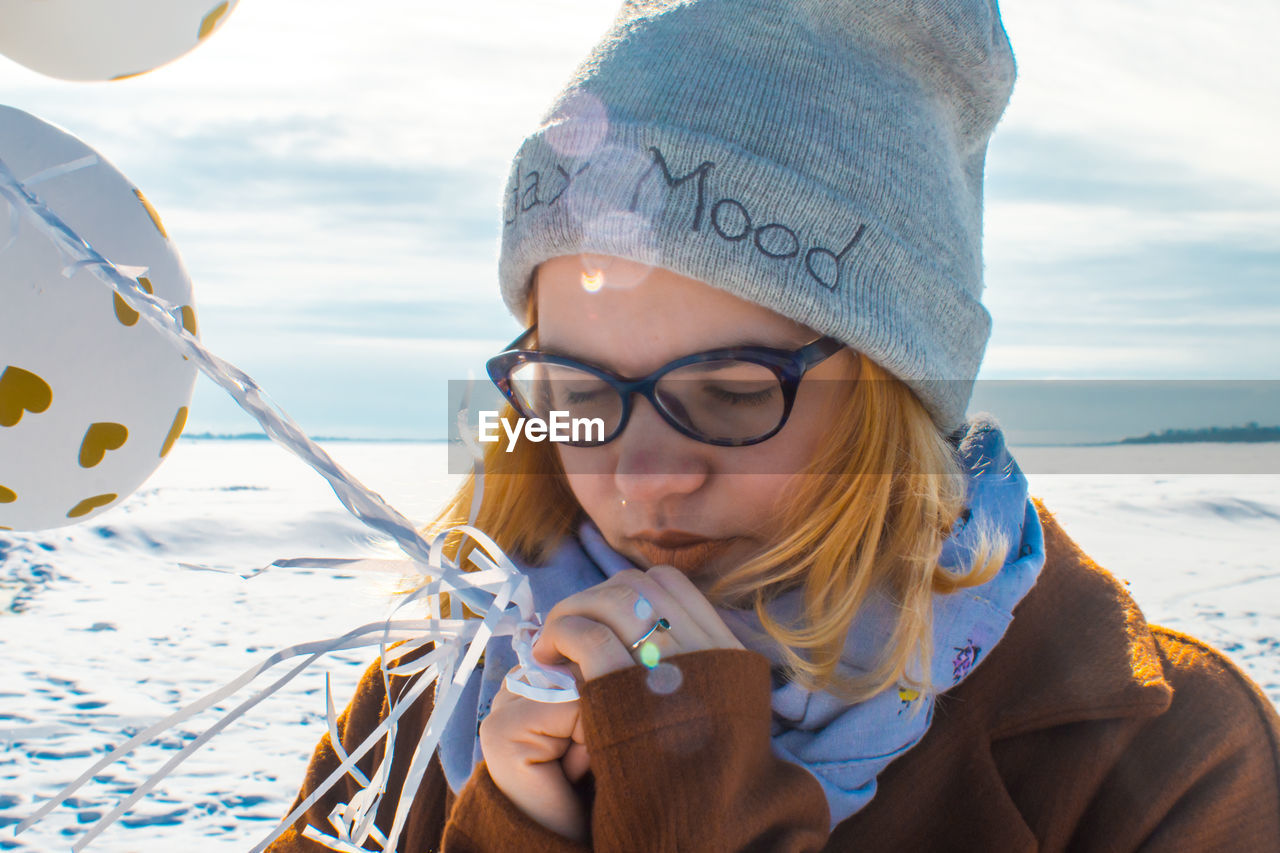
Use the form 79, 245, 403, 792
535, 254, 857, 585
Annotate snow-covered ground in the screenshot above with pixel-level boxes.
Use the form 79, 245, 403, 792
2, 439, 1278, 851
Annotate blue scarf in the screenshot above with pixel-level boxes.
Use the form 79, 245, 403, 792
438, 417, 1045, 828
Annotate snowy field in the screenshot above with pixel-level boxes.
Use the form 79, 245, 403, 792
2, 439, 1278, 851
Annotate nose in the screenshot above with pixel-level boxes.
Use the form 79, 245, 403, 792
612, 396, 710, 503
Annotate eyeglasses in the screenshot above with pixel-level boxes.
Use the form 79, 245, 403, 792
485, 324, 847, 447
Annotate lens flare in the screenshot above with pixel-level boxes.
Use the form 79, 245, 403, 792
581, 269, 604, 292
639, 641, 661, 669
646, 661, 683, 694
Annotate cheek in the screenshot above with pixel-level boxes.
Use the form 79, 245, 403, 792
556, 445, 616, 479
559, 455, 617, 520
768, 381, 849, 471
737, 419, 829, 479
786, 418, 833, 471
727, 473, 804, 521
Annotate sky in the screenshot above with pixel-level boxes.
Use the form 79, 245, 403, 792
2, 0, 1277, 441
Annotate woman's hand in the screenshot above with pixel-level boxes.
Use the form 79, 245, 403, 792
478, 565, 744, 841
479, 679, 589, 841
534, 564, 746, 679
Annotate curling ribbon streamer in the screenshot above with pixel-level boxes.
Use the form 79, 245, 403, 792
0, 154, 577, 851
453, 393, 577, 703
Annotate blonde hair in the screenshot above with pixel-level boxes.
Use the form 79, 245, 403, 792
431, 351, 1006, 703
707, 356, 1007, 701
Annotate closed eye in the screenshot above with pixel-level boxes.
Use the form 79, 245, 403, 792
701, 384, 777, 407
566, 388, 607, 404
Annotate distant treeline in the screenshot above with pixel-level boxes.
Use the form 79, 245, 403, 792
1119, 422, 1280, 444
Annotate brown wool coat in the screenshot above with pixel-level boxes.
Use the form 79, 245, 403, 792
268, 501, 1280, 851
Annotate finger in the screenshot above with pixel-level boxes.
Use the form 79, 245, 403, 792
645, 564, 744, 649
542, 573, 696, 656
610, 567, 720, 651
583, 570, 707, 669
563, 743, 591, 785
562, 714, 590, 784
486, 680, 581, 743
480, 680, 588, 842
533, 613, 635, 680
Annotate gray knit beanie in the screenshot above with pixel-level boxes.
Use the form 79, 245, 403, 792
497, 0, 1016, 434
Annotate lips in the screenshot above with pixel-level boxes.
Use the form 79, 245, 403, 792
625, 531, 740, 573
632, 530, 713, 548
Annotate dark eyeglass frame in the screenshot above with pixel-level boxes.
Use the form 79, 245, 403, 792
485, 324, 848, 447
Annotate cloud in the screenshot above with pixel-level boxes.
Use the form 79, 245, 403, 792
4, 0, 1276, 434
202, 300, 518, 343
988, 130, 1278, 214
998, 0, 1280, 194
185, 329, 506, 438
981, 232, 1280, 380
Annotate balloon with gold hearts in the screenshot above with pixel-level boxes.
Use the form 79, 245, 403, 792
0, 0, 240, 82
0, 105, 197, 531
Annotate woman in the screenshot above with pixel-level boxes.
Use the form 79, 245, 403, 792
273, 0, 1280, 849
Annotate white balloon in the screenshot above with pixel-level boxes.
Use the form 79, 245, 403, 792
0, 0, 239, 82
0, 106, 197, 531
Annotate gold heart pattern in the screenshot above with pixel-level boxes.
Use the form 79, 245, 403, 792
200, 3, 230, 40
161, 407, 189, 458
67, 493, 118, 519
113, 276, 155, 327
0, 366, 53, 427
133, 189, 168, 239
110, 274, 198, 365
79, 422, 129, 468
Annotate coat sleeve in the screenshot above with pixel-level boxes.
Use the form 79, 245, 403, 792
442, 649, 831, 852
440, 762, 594, 852
582, 649, 830, 852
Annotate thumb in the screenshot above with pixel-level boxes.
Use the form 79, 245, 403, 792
563, 715, 590, 783
563, 742, 591, 784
